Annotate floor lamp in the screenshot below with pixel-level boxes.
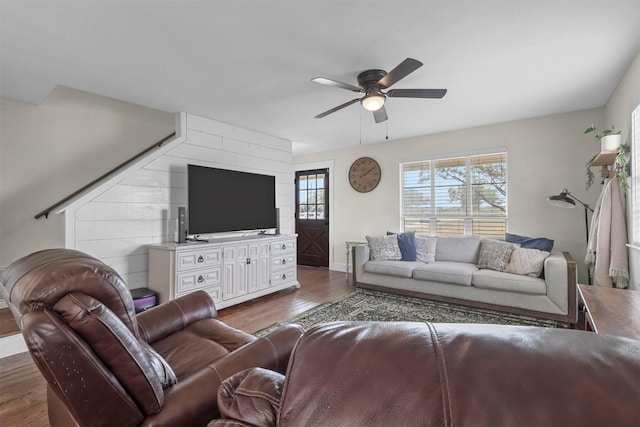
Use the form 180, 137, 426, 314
547, 188, 594, 284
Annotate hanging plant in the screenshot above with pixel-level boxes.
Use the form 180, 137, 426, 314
585, 154, 597, 190
617, 143, 630, 192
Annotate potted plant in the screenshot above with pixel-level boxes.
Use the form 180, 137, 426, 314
584, 124, 622, 151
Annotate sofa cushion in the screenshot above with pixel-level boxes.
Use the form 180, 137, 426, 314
472, 269, 546, 295
366, 235, 402, 261
435, 236, 481, 263
505, 233, 554, 278
416, 236, 437, 263
364, 260, 422, 278
504, 247, 550, 277
412, 261, 478, 286
477, 239, 519, 272
387, 231, 417, 261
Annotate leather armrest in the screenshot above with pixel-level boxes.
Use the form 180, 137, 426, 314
137, 290, 218, 343
212, 324, 304, 377
213, 367, 283, 427
141, 324, 303, 427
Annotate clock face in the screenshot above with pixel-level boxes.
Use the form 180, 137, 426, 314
349, 157, 381, 193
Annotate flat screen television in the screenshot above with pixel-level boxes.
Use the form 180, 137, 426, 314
187, 164, 277, 235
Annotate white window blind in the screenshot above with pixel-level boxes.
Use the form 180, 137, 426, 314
401, 151, 507, 238
632, 104, 640, 244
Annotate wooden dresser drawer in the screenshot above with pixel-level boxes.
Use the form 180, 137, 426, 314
177, 267, 221, 293
177, 248, 222, 272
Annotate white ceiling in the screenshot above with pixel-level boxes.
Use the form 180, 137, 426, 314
1, 1, 639, 156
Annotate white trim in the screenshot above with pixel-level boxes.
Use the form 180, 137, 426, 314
295, 160, 336, 271
631, 104, 640, 244
400, 146, 508, 164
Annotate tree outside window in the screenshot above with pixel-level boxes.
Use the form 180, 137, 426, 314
401, 152, 507, 238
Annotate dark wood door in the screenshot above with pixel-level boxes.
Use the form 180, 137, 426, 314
296, 169, 329, 267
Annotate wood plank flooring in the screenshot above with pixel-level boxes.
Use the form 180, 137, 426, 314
1, 306, 19, 338
0, 267, 350, 427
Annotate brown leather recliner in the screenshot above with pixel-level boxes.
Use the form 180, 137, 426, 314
210, 321, 640, 427
0, 249, 304, 427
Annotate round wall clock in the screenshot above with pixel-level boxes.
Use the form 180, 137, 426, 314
349, 157, 382, 193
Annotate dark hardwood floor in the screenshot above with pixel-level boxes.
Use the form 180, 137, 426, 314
0, 266, 351, 427
0, 306, 19, 338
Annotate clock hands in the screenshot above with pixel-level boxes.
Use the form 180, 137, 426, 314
360, 167, 376, 179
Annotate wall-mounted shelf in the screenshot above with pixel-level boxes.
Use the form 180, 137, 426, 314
589, 151, 618, 167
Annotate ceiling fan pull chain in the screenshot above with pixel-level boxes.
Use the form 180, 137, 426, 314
386, 120, 389, 140
359, 109, 362, 145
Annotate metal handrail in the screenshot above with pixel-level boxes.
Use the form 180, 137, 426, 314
35, 132, 176, 219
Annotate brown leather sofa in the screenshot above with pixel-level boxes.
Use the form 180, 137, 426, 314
210, 321, 640, 427
0, 249, 304, 427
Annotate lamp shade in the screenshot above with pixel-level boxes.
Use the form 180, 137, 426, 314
361, 93, 385, 112
547, 189, 576, 209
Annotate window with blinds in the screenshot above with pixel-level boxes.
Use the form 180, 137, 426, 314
632, 104, 640, 245
401, 152, 507, 238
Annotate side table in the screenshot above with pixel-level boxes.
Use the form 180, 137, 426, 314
345, 241, 367, 281
578, 284, 640, 340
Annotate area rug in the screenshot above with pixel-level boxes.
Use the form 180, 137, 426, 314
256, 288, 563, 336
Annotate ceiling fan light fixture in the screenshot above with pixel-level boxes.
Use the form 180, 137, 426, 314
361, 93, 385, 112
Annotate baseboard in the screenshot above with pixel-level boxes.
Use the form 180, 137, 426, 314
0, 333, 27, 359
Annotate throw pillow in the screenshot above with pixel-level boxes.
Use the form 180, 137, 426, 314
366, 235, 402, 261
415, 236, 437, 263
504, 247, 550, 277
387, 231, 417, 261
477, 238, 519, 272
505, 233, 554, 252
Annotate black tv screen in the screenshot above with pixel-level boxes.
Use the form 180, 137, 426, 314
187, 164, 277, 234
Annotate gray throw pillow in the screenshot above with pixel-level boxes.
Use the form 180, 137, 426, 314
366, 235, 402, 261
416, 236, 437, 263
477, 238, 519, 272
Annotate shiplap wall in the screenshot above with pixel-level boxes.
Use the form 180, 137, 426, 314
68, 113, 294, 289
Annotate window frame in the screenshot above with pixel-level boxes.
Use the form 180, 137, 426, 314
400, 148, 508, 238
631, 104, 640, 245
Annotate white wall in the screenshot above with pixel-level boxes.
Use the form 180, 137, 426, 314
294, 108, 605, 284
66, 113, 294, 288
0, 86, 175, 267
605, 50, 640, 290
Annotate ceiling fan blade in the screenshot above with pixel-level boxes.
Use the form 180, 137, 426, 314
311, 77, 362, 92
377, 58, 423, 89
387, 88, 447, 98
373, 105, 388, 123
314, 98, 361, 119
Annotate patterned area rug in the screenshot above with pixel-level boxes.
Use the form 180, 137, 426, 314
256, 288, 563, 335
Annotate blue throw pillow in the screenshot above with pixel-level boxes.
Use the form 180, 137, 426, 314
387, 231, 417, 261
505, 233, 554, 252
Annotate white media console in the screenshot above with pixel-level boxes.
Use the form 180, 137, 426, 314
148, 234, 299, 309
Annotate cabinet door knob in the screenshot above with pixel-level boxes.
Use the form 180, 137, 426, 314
281, 244, 286, 250
197, 255, 204, 263
246, 258, 251, 265
281, 259, 286, 265
282, 274, 286, 280
197, 275, 204, 283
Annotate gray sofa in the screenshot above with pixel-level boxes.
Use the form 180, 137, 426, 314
353, 236, 577, 326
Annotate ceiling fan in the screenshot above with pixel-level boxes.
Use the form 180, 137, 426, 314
312, 58, 447, 123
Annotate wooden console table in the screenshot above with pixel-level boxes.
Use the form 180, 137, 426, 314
578, 284, 640, 340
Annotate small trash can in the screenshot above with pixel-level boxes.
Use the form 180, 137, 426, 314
130, 287, 158, 313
